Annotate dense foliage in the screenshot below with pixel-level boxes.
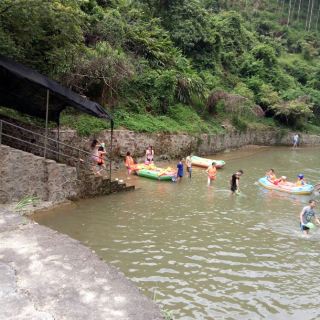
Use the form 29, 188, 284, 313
1, 0, 320, 134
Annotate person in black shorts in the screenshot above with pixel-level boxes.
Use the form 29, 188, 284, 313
299, 200, 320, 235
230, 170, 244, 194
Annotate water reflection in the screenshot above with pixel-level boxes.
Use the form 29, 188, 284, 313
34, 146, 320, 320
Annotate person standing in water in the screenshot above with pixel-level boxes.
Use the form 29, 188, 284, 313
206, 162, 217, 186
300, 200, 320, 235
292, 133, 299, 148
125, 151, 135, 176
145, 146, 154, 164
230, 170, 244, 194
176, 158, 184, 182
185, 155, 192, 179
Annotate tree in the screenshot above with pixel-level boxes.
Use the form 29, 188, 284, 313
287, 0, 292, 26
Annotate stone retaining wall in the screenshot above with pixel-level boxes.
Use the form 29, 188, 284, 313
57, 128, 320, 165
0, 145, 133, 204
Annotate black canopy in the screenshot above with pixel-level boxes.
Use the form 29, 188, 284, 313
0, 55, 113, 123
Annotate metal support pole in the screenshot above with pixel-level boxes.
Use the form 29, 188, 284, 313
57, 117, 60, 162
0, 120, 2, 145
44, 90, 50, 159
109, 119, 114, 193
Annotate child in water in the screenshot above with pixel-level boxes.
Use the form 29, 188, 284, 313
273, 176, 287, 186
296, 174, 306, 186
266, 169, 277, 182
125, 151, 134, 176
176, 158, 184, 182
206, 162, 217, 186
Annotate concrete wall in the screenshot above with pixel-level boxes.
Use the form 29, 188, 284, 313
0, 145, 133, 204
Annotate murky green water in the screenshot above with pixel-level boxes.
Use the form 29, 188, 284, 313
34, 146, 320, 320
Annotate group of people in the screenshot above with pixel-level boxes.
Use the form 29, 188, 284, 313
266, 169, 306, 186
125, 147, 245, 194
265, 168, 320, 235
95, 140, 319, 236
176, 158, 244, 194
124, 146, 154, 176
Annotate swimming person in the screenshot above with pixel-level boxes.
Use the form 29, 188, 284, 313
206, 162, 217, 186
299, 200, 320, 235
176, 158, 184, 182
230, 170, 244, 194
185, 155, 192, 179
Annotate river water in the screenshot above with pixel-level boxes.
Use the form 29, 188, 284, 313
34, 146, 320, 320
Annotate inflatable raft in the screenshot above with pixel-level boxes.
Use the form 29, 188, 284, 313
134, 165, 176, 181
191, 156, 225, 168
136, 169, 176, 181
136, 168, 176, 181
258, 177, 314, 195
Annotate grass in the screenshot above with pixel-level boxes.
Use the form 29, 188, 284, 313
303, 122, 320, 134
60, 109, 111, 136
0, 106, 56, 128
113, 105, 225, 134
15, 195, 39, 210
1, 104, 319, 137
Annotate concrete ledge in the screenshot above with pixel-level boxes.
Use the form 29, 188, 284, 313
0, 209, 163, 320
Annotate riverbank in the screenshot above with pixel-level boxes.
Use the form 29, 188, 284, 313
57, 128, 320, 166
0, 208, 163, 320
32, 146, 320, 319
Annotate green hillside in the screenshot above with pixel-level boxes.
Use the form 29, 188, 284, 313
1, 0, 320, 135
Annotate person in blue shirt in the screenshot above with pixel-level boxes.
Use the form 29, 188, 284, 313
176, 158, 184, 182
300, 200, 320, 235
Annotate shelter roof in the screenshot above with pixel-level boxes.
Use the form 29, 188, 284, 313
0, 55, 112, 123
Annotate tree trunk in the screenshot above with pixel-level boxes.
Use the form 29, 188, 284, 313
281, 0, 286, 15
297, 0, 302, 21
316, 1, 320, 29
305, 0, 312, 30
292, 0, 297, 20
308, 0, 315, 30
287, 0, 292, 26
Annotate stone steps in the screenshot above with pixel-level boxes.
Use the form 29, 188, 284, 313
0, 144, 134, 204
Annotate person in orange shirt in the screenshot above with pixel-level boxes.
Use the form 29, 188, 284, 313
206, 162, 217, 186
125, 151, 135, 175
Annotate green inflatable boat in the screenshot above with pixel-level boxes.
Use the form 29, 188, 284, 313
136, 167, 176, 181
